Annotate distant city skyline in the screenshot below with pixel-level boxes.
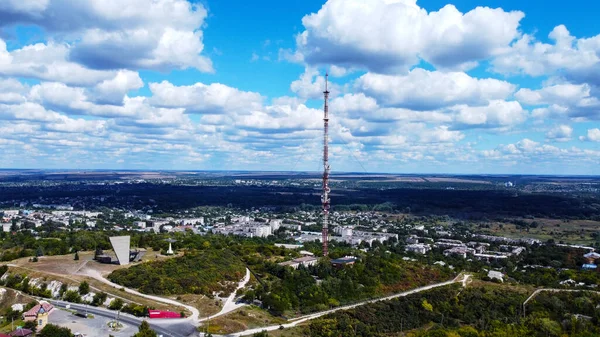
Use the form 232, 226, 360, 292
0, 0, 599, 174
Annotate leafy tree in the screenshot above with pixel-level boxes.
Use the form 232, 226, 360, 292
78, 281, 90, 295
108, 298, 124, 310
63, 290, 82, 303
21, 277, 30, 294
24, 301, 37, 311
132, 320, 157, 337
23, 320, 37, 332
422, 299, 433, 312
39, 324, 73, 337
91, 292, 108, 306
4, 307, 20, 322
122, 303, 150, 317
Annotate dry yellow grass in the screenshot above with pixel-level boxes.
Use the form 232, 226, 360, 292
177, 294, 221, 317
202, 306, 286, 335
5, 265, 187, 314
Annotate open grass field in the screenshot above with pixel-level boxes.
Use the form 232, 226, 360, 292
9, 251, 97, 275
8, 250, 179, 276
477, 218, 600, 245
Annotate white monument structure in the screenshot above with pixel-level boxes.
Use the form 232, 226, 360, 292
165, 238, 176, 255
109, 236, 131, 266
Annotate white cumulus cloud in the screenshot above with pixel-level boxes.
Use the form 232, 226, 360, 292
0, 0, 213, 72
580, 128, 600, 142
546, 125, 573, 142
293, 0, 524, 73
493, 25, 600, 85
355, 69, 515, 110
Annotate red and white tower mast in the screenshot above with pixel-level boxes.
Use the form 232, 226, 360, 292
321, 73, 331, 257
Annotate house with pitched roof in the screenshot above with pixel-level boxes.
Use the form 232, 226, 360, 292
22, 301, 53, 330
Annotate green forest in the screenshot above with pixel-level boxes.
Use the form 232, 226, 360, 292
108, 249, 246, 295
299, 284, 600, 337
243, 252, 452, 315
2, 182, 600, 219
103, 233, 453, 316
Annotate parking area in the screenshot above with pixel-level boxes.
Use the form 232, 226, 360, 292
50, 308, 138, 337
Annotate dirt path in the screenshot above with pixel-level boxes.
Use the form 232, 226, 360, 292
201, 268, 251, 321
78, 266, 253, 326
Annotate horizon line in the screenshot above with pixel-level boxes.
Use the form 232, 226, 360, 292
0, 168, 599, 178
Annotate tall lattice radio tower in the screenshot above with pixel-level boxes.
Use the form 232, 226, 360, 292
321, 73, 330, 257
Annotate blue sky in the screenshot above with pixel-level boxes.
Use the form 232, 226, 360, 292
0, 0, 599, 174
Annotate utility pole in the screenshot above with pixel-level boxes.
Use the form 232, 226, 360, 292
321, 73, 331, 257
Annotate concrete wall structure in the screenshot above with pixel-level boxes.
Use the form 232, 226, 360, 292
109, 236, 131, 265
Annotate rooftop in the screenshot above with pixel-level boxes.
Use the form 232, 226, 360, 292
331, 256, 357, 264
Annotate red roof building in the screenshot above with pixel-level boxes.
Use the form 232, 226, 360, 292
8, 329, 33, 337
22, 301, 54, 321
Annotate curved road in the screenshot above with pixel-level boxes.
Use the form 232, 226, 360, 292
49, 300, 197, 337
227, 274, 471, 336
79, 267, 201, 323
35, 264, 469, 337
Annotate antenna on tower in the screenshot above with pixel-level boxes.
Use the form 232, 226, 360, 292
321, 73, 330, 257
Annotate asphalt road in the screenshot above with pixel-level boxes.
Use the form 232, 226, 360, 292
49, 300, 198, 337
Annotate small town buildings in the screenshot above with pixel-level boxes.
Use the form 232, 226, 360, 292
1, 210, 19, 217
331, 256, 357, 268
180, 218, 204, 226
406, 235, 419, 244
274, 243, 303, 249
584, 252, 600, 264
434, 239, 465, 249
405, 243, 432, 255
278, 256, 319, 269
443, 246, 474, 259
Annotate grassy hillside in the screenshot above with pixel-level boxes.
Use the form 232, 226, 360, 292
108, 249, 246, 296
286, 283, 600, 337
